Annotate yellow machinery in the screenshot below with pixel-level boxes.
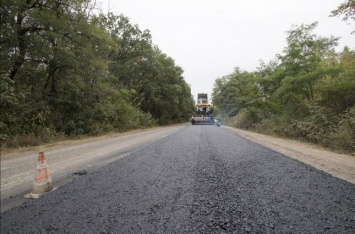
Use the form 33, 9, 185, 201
191, 93, 215, 125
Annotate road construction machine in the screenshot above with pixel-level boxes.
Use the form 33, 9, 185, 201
191, 93, 215, 125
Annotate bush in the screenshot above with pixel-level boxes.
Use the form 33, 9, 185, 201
3, 127, 63, 149
4, 134, 40, 148
291, 120, 329, 144
330, 125, 354, 153
255, 118, 279, 135
329, 107, 355, 153
228, 108, 257, 129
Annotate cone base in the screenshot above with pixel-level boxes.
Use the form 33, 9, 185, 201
25, 186, 56, 199
32, 182, 54, 194
24, 193, 41, 199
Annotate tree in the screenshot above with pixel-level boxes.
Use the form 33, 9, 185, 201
212, 22, 354, 152
101, 14, 194, 124
331, 0, 355, 33
318, 47, 355, 114
271, 22, 339, 115
0, 0, 116, 138
1, 1, 194, 148
212, 68, 262, 118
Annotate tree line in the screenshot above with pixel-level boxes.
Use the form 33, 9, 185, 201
0, 0, 195, 148
212, 20, 354, 154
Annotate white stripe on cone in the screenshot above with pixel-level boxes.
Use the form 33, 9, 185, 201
24, 152, 54, 199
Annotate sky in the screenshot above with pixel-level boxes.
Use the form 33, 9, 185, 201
97, 0, 354, 101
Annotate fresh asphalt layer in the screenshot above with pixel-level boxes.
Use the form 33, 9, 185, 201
1, 125, 355, 233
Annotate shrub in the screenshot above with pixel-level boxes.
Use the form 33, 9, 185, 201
329, 107, 355, 153
228, 108, 257, 129
254, 118, 279, 135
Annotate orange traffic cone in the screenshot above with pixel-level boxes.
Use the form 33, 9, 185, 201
25, 152, 54, 199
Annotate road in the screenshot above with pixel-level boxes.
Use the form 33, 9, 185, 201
1, 125, 187, 212
1, 125, 355, 233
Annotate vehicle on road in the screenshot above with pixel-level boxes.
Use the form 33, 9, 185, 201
191, 93, 215, 125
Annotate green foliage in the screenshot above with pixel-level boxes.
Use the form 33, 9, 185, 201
290, 104, 336, 144
227, 108, 258, 129
1, 1, 194, 149
318, 47, 355, 114
330, 107, 355, 152
330, 0, 355, 33
213, 68, 263, 117
212, 22, 355, 154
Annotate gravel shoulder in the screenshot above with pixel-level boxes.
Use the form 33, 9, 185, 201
223, 126, 355, 185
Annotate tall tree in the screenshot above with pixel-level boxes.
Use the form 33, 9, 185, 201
0, 0, 114, 137
270, 22, 339, 115
101, 14, 194, 124
212, 22, 354, 152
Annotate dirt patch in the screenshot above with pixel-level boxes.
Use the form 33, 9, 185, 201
223, 126, 355, 185
0, 127, 162, 158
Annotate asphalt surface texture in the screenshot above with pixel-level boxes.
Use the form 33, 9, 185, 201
1, 125, 355, 233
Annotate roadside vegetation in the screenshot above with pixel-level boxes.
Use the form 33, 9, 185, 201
0, 1, 195, 150
212, 2, 355, 155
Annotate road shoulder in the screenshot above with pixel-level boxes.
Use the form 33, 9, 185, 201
223, 126, 355, 185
